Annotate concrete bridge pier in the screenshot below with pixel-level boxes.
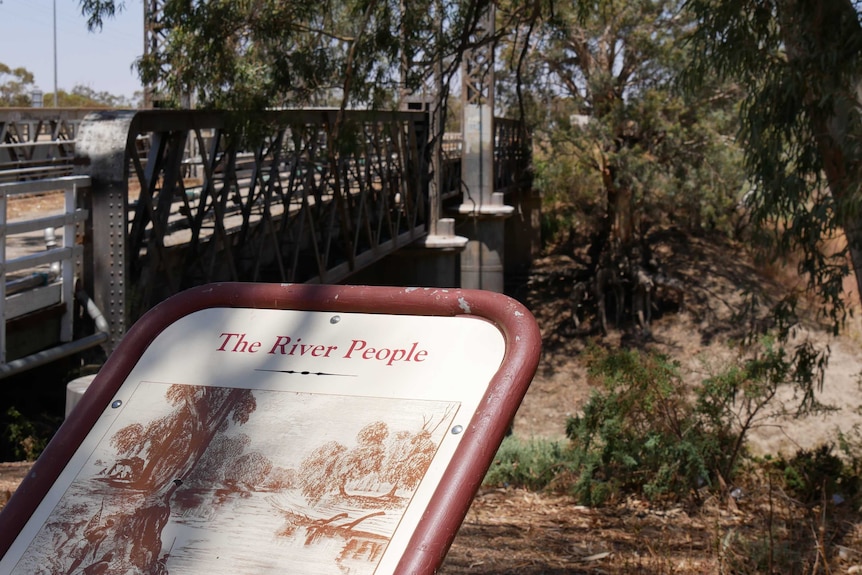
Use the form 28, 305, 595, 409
399, 218, 469, 287
456, 101, 514, 293
456, 195, 513, 293
350, 218, 468, 288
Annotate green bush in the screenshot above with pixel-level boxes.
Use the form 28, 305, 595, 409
483, 436, 568, 491
775, 445, 845, 503
765, 433, 862, 505
486, 337, 827, 507
565, 346, 730, 505
533, 149, 603, 249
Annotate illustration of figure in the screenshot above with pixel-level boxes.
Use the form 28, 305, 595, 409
74, 479, 181, 574
64, 508, 112, 574
82, 517, 114, 565
107, 457, 144, 482
150, 551, 171, 575
127, 479, 182, 570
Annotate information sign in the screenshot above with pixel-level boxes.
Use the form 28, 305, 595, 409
0, 283, 541, 574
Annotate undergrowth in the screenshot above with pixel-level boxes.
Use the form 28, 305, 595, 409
483, 341, 862, 573
3, 406, 56, 461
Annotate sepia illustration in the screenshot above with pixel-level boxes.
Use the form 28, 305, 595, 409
9, 383, 459, 574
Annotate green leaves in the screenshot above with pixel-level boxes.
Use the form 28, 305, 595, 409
0, 62, 36, 107
686, 0, 862, 332
80, 0, 485, 111
501, 0, 746, 249
78, 0, 121, 31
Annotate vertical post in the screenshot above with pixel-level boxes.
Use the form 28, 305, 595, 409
457, 4, 512, 292
143, 0, 154, 108
461, 4, 496, 208
143, 0, 170, 108
0, 186, 6, 364
429, 0, 444, 236
75, 112, 136, 353
383, 0, 467, 287
60, 181, 76, 342
53, 0, 58, 107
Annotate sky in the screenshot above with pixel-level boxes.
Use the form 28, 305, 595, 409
0, 0, 144, 99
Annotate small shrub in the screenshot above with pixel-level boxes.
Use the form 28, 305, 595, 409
565, 346, 727, 505
719, 526, 807, 575
564, 340, 806, 506
836, 424, 862, 479
767, 434, 862, 505
484, 436, 568, 491
774, 445, 845, 503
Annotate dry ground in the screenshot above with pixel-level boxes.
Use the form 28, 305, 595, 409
440, 230, 862, 574
4, 194, 862, 572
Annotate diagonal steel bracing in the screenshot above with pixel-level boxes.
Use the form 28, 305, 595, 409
76, 109, 430, 347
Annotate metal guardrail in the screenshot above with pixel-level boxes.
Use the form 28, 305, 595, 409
494, 118, 532, 196
0, 140, 77, 183
0, 109, 93, 183
0, 175, 108, 377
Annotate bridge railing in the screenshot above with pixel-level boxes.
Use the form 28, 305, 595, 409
0, 108, 96, 183
494, 118, 532, 196
76, 109, 430, 351
0, 109, 533, 365
0, 175, 107, 377
437, 118, 532, 205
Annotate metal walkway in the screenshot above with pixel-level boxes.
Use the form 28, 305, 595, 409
0, 108, 533, 377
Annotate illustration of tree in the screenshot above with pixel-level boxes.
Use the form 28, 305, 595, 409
70, 385, 259, 574
339, 422, 390, 496
108, 385, 257, 491
107, 414, 172, 479
379, 407, 454, 497
297, 414, 451, 506
186, 433, 252, 486
299, 440, 349, 504
380, 429, 436, 498
109, 422, 144, 454
224, 451, 274, 490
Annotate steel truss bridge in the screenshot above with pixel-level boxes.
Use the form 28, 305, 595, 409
0, 108, 536, 378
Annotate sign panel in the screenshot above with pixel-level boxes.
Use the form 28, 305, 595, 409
0, 284, 541, 574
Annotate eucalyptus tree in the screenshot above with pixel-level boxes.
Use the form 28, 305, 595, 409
687, 0, 862, 328
497, 0, 745, 260
47, 85, 137, 108
0, 63, 35, 107
79, 0, 491, 110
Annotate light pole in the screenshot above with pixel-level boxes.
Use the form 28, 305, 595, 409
53, 0, 58, 107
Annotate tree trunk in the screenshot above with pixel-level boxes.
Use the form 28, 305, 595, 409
781, 0, 862, 302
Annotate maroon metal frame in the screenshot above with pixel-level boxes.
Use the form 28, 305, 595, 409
0, 283, 541, 574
